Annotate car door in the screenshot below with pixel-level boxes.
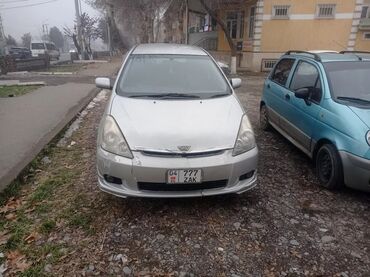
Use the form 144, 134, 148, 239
264, 58, 296, 128
286, 60, 324, 153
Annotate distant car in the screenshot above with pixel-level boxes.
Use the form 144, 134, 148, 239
260, 50, 370, 192
6, 47, 32, 60
31, 41, 60, 60
95, 43, 258, 198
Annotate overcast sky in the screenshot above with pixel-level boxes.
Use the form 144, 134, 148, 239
1, 0, 100, 41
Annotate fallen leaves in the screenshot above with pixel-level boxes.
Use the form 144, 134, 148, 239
0, 197, 23, 215
24, 231, 39, 244
6, 250, 31, 273
0, 230, 11, 246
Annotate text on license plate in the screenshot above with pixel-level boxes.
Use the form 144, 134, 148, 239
167, 169, 202, 184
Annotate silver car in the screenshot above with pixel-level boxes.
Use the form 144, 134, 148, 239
95, 43, 258, 198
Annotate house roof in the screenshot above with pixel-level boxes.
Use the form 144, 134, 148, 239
132, 43, 207, 56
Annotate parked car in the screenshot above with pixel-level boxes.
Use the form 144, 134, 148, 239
260, 50, 370, 192
95, 43, 258, 198
30, 41, 60, 60
6, 46, 32, 60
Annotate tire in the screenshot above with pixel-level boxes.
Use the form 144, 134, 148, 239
260, 105, 271, 131
315, 144, 344, 189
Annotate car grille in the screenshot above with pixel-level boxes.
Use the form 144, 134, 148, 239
141, 149, 225, 158
137, 180, 228, 192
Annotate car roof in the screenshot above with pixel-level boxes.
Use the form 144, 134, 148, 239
283, 51, 370, 63
132, 43, 207, 56
31, 41, 55, 44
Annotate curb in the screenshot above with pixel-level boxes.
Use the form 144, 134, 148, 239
0, 87, 100, 191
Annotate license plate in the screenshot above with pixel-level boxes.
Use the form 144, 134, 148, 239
167, 169, 202, 184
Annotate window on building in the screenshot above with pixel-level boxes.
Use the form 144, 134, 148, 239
271, 58, 295, 86
249, 6, 256, 39
317, 4, 336, 18
364, 32, 370, 40
226, 11, 245, 39
262, 59, 278, 72
361, 6, 369, 18
290, 61, 322, 103
273, 5, 290, 19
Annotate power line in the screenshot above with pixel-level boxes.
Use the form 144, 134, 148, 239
0, 0, 30, 4
0, 0, 59, 10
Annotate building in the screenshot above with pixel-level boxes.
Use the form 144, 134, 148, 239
187, 0, 370, 72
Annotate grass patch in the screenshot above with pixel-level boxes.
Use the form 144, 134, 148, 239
0, 85, 41, 98
19, 264, 46, 277
68, 213, 92, 230
21, 243, 66, 277
0, 179, 23, 207
39, 219, 56, 234
34, 202, 52, 215
3, 214, 32, 250
30, 170, 75, 203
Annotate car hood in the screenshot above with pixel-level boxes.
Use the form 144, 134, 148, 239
110, 95, 244, 152
348, 106, 370, 128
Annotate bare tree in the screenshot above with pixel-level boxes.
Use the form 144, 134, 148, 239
5, 35, 17, 46
199, 0, 246, 74
88, 0, 174, 47
21, 33, 32, 48
64, 12, 100, 58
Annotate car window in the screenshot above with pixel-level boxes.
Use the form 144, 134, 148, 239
324, 61, 370, 103
46, 44, 53, 50
270, 58, 295, 86
290, 61, 322, 103
117, 54, 230, 98
31, 43, 45, 50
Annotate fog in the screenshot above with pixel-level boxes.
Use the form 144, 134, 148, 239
1, 0, 100, 40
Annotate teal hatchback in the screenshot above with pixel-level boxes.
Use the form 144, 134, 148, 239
260, 51, 370, 192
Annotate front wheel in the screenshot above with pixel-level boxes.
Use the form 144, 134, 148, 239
315, 144, 343, 189
260, 105, 271, 131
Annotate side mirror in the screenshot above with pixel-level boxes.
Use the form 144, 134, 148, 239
295, 88, 310, 99
95, 77, 113, 90
230, 78, 242, 89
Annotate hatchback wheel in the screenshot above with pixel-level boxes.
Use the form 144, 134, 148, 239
315, 144, 343, 189
260, 105, 270, 131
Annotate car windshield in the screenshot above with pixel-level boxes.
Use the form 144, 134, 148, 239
31, 43, 45, 50
324, 61, 370, 106
116, 54, 230, 99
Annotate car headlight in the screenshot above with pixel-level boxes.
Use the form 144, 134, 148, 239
101, 115, 133, 159
233, 114, 256, 156
366, 131, 370, 146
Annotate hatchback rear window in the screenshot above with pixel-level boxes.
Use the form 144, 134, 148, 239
31, 43, 45, 50
117, 54, 230, 98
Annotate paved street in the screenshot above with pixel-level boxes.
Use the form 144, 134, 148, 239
0, 58, 122, 190
0, 73, 369, 276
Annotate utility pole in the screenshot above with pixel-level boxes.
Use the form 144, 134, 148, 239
74, 0, 83, 59
0, 13, 5, 56
42, 24, 49, 40
107, 4, 113, 56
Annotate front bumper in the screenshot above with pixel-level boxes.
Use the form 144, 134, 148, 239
340, 151, 370, 192
97, 147, 258, 198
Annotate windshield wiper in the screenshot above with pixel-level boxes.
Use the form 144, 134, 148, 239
210, 93, 231, 98
337, 96, 370, 104
129, 93, 200, 99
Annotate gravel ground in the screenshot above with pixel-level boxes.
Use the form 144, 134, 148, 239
0, 74, 369, 276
